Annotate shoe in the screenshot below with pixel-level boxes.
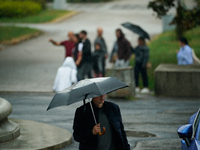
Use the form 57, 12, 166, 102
141, 88, 150, 94
135, 87, 140, 93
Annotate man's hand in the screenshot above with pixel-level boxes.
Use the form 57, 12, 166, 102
49, 39, 53, 42
92, 123, 101, 135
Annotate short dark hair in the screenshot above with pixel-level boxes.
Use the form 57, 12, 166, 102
80, 30, 87, 36
180, 37, 189, 45
139, 36, 145, 41
138, 36, 146, 45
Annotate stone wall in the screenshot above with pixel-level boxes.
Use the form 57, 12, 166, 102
106, 67, 135, 98
155, 64, 200, 97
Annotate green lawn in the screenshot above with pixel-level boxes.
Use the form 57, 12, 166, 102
130, 26, 200, 90
0, 10, 71, 23
0, 26, 40, 42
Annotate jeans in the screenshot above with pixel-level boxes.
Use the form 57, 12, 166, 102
77, 63, 92, 81
115, 59, 129, 68
134, 63, 148, 87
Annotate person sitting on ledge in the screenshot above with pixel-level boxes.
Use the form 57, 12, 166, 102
177, 37, 193, 65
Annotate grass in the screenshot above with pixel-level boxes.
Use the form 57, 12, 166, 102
130, 26, 200, 90
0, 26, 40, 42
0, 10, 71, 23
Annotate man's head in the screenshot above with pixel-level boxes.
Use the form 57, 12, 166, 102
116, 28, 124, 39
79, 30, 87, 40
179, 37, 188, 47
92, 95, 105, 108
68, 31, 74, 41
138, 37, 145, 46
97, 27, 103, 37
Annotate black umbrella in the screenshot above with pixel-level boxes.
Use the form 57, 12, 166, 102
47, 77, 128, 135
121, 22, 150, 40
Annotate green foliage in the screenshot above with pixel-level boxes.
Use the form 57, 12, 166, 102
148, 0, 175, 18
0, 1, 42, 18
130, 26, 200, 90
0, 26, 39, 42
0, 10, 70, 23
194, 0, 200, 6
148, 0, 200, 38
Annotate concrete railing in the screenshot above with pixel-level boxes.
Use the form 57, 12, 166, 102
0, 98, 20, 143
155, 64, 200, 97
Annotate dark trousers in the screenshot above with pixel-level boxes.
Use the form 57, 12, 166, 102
102, 58, 106, 77
78, 63, 92, 81
134, 64, 148, 87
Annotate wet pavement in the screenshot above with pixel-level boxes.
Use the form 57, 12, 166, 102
0, 93, 199, 149
0, 0, 162, 93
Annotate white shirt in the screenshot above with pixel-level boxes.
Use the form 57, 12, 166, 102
78, 43, 83, 52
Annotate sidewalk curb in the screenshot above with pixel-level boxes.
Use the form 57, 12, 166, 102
0, 11, 79, 48
0, 31, 42, 47
47, 11, 80, 23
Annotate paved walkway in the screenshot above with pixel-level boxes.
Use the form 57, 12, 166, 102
0, 0, 162, 92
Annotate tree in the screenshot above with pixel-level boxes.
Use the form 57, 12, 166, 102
148, 0, 200, 38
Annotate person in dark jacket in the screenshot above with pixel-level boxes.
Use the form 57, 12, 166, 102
115, 29, 131, 68
73, 94, 130, 150
92, 43, 105, 77
133, 37, 149, 94
77, 30, 93, 80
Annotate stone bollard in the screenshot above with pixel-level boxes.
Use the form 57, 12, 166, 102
155, 64, 200, 97
106, 67, 135, 98
0, 98, 20, 143
53, 0, 67, 10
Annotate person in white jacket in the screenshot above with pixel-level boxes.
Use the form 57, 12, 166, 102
53, 57, 77, 92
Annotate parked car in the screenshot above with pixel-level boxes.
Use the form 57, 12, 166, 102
177, 108, 200, 150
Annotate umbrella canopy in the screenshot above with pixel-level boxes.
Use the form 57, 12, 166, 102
47, 77, 128, 111
121, 22, 150, 40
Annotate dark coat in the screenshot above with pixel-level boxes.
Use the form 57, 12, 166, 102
80, 39, 92, 66
73, 101, 130, 150
92, 49, 105, 73
117, 36, 131, 61
133, 45, 149, 67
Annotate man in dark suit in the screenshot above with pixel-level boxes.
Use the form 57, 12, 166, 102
73, 94, 130, 150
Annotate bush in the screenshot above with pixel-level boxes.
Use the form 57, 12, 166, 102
0, 1, 42, 18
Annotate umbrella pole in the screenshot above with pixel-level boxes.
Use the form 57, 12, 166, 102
89, 99, 97, 125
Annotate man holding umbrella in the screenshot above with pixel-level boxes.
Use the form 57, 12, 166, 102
73, 94, 130, 150
47, 77, 130, 150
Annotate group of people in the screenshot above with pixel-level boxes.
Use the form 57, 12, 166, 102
50, 28, 108, 92
50, 27, 152, 93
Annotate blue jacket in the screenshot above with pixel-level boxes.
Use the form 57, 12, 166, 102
73, 101, 130, 150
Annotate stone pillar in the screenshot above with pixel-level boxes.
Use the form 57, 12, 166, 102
53, 0, 67, 10
0, 98, 20, 143
162, 15, 176, 32
106, 67, 135, 98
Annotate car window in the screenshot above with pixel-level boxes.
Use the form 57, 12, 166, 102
192, 108, 200, 139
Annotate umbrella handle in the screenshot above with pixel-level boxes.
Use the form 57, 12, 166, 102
98, 127, 106, 136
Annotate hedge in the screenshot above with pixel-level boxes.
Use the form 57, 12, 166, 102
0, 1, 42, 18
